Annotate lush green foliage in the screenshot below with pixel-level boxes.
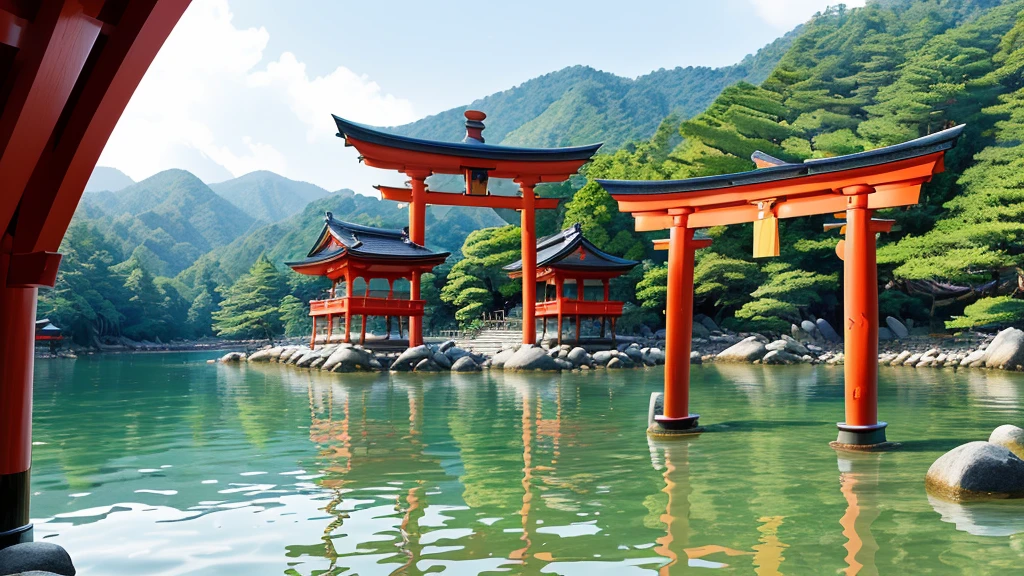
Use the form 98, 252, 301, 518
947, 296, 1024, 329
440, 226, 523, 327
211, 256, 289, 342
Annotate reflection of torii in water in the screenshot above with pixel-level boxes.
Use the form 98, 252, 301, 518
504, 374, 562, 567
837, 453, 881, 576
305, 375, 432, 574
647, 438, 764, 574
306, 375, 353, 567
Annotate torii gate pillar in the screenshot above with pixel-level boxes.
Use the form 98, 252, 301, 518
650, 210, 711, 437
832, 186, 893, 449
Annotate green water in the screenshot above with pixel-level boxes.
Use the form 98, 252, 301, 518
28, 353, 1024, 575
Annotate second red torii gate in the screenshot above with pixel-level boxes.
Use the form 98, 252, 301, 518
332, 111, 601, 345
599, 125, 964, 447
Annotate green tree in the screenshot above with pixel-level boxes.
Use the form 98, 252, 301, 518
279, 295, 310, 337
212, 255, 288, 342
441, 226, 523, 328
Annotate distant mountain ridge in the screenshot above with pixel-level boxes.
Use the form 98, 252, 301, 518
82, 169, 257, 276
85, 166, 134, 193
210, 171, 331, 223
388, 29, 797, 150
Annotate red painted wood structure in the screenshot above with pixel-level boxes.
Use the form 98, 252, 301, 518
504, 223, 638, 345
286, 213, 449, 348
599, 124, 964, 444
332, 111, 601, 345
0, 0, 190, 548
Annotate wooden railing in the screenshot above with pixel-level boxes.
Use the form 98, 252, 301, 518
309, 296, 424, 317
535, 300, 625, 317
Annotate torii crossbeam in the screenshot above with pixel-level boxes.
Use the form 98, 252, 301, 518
332, 111, 601, 345
599, 125, 964, 447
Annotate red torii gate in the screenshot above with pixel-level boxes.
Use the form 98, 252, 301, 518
598, 125, 964, 447
332, 111, 601, 346
0, 0, 190, 549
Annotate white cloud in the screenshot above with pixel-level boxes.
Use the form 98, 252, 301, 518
99, 0, 417, 190
248, 52, 417, 143
750, 0, 866, 30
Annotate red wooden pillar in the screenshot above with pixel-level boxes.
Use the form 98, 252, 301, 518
519, 179, 538, 344
657, 210, 701, 431
344, 272, 353, 344
407, 172, 428, 347
835, 186, 889, 447
310, 316, 317, 349
0, 285, 37, 546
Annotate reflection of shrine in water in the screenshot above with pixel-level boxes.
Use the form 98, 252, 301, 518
837, 452, 881, 576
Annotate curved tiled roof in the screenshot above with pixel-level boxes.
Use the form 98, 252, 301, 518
504, 223, 638, 272
286, 213, 449, 268
333, 115, 603, 162
596, 124, 964, 196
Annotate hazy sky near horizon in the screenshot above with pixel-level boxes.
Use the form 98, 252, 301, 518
98, 0, 865, 194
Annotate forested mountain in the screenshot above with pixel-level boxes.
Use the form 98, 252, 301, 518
84, 166, 134, 193
80, 170, 257, 276
389, 29, 798, 150
210, 171, 331, 222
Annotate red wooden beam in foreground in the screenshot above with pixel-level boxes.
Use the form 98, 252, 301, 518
0, 0, 190, 550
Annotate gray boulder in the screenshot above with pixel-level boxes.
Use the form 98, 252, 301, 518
698, 315, 719, 333
451, 356, 481, 372
220, 351, 245, 363
780, 336, 810, 356
567, 347, 590, 367
432, 352, 452, 370
445, 346, 471, 362
791, 324, 812, 342
765, 340, 787, 352
295, 351, 321, 367
762, 349, 801, 365
692, 323, 711, 339
247, 347, 280, 362
885, 316, 909, 339
607, 357, 623, 369
439, 339, 456, 353
392, 345, 433, 371
645, 348, 666, 365
504, 345, 560, 371
985, 328, 1024, 370
323, 347, 369, 371
890, 351, 912, 366
0, 541, 76, 576
878, 327, 894, 341
926, 441, 1024, 500
960, 349, 987, 367
716, 336, 767, 363
490, 348, 516, 369
592, 350, 614, 365
800, 320, 818, 337
816, 318, 841, 342
624, 346, 643, 363
655, 329, 667, 339
690, 351, 702, 364
555, 358, 574, 370
415, 358, 441, 372
990, 425, 1024, 459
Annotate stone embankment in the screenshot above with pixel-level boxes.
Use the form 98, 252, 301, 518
218, 314, 1024, 375
218, 337, 673, 374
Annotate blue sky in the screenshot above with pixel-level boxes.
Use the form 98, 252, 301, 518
98, 0, 863, 193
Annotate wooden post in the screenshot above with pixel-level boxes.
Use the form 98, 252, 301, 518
658, 211, 699, 430
310, 316, 317, 349
344, 272, 353, 343
326, 314, 333, 344
408, 172, 428, 348
519, 179, 538, 344
836, 186, 886, 447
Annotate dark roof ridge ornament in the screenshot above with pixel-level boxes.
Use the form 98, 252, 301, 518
463, 110, 486, 144
325, 211, 334, 222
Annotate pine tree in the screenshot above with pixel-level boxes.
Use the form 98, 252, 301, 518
212, 255, 288, 342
